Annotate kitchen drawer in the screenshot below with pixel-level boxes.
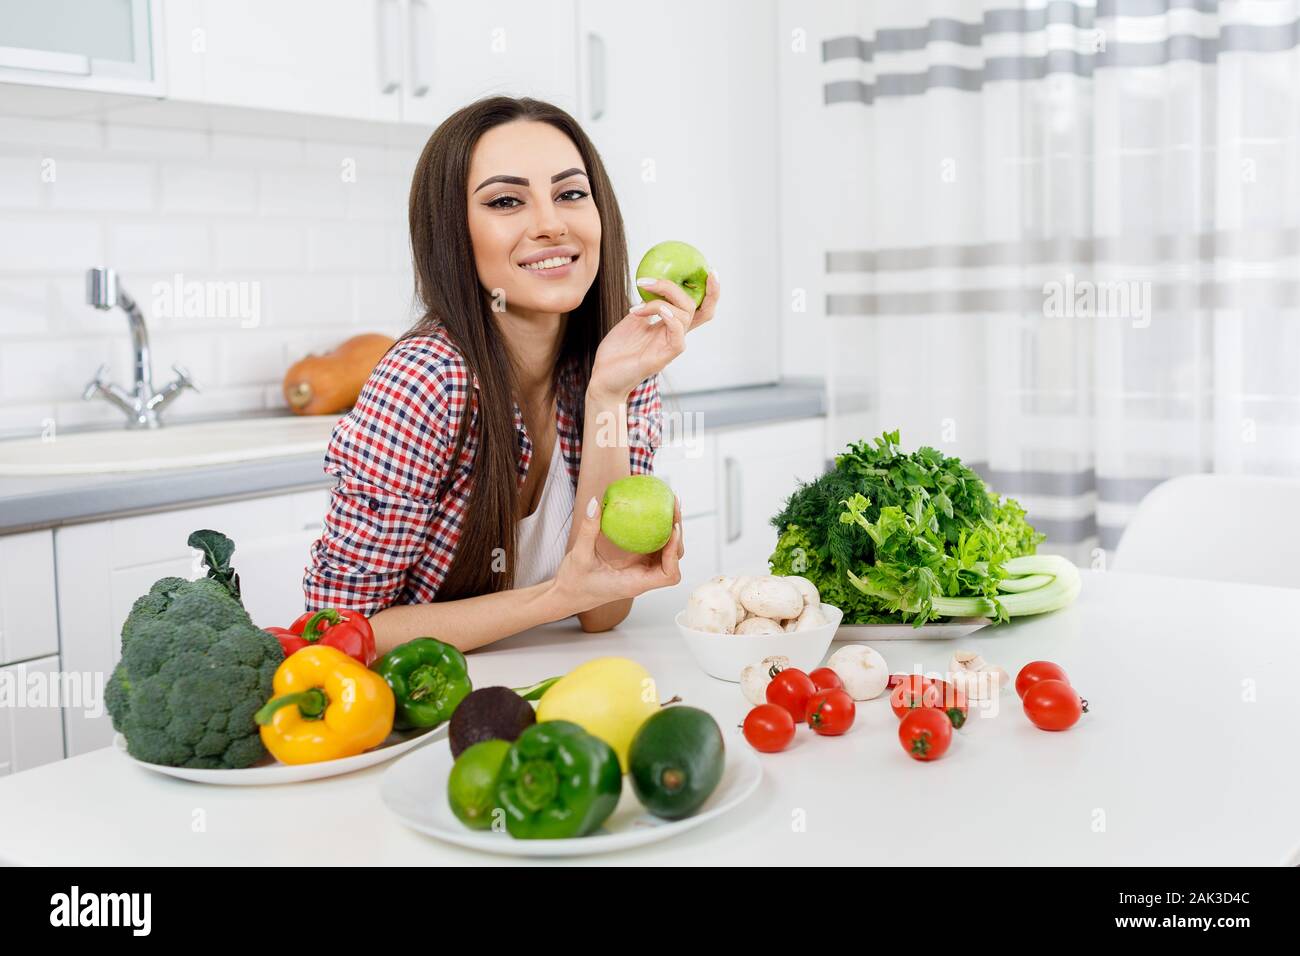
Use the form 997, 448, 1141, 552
653, 435, 716, 517
0, 530, 59, 665
0, 655, 65, 775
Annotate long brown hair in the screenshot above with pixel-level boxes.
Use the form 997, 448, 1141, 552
404, 96, 629, 601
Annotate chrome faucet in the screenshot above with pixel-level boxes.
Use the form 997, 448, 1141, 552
82, 267, 197, 428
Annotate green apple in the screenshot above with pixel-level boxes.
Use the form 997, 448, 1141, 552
600, 475, 675, 554
635, 240, 709, 308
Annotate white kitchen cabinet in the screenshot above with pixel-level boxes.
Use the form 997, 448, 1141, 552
0, 0, 162, 95
677, 513, 719, 586
576, 0, 781, 393
652, 433, 716, 518
163, 0, 403, 122
56, 487, 330, 756
0, 529, 59, 665
404, 0, 578, 126
162, 0, 578, 127
715, 418, 827, 574
0, 655, 65, 775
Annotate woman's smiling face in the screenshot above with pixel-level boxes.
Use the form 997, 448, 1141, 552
466, 120, 601, 319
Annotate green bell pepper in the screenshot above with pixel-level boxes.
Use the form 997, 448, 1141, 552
371, 637, 472, 730
495, 720, 622, 839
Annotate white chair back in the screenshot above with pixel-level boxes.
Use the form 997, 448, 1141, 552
1111, 474, 1300, 589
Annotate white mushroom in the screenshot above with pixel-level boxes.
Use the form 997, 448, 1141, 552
826, 644, 890, 700
947, 649, 1009, 701
728, 575, 755, 601
779, 574, 820, 607
735, 616, 784, 635
740, 656, 791, 705
791, 603, 828, 631
738, 577, 803, 621
707, 574, 735, 593
682, 584, 740, 634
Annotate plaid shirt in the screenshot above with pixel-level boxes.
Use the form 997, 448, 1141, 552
303, 324, 662, 615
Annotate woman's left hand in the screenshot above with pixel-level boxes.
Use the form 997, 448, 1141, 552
589, 272, 720, 402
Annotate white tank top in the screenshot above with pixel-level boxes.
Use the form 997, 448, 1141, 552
514, 436, 575, 589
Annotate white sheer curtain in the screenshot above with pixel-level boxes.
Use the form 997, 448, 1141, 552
820, 0, 1300, 564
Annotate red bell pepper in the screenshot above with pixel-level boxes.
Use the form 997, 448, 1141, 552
267, 609, 376, 666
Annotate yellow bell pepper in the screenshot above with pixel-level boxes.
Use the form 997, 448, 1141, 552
254, 645, 395, 764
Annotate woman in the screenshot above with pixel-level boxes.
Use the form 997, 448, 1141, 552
304, 96, 719, 656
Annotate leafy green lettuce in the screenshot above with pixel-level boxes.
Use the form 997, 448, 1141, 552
768, 430, 1045, 624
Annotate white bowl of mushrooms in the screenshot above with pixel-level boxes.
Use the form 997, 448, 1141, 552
674, 573, 843, 682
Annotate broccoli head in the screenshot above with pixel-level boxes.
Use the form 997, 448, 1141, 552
106, 532, 284, 769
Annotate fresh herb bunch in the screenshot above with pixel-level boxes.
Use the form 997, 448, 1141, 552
769, 430, 1047, 625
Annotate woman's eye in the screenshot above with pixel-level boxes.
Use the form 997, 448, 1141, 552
486, 189, 588, 209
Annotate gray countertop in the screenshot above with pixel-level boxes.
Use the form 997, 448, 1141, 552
0, 380, 825, 534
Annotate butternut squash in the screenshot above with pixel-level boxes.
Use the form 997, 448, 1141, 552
282, 333, 396, 415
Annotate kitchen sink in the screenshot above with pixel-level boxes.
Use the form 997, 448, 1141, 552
0, 414, 344, 476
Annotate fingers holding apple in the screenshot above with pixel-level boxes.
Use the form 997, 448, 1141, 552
635, 240, 713, 330
691, 271, 719, 330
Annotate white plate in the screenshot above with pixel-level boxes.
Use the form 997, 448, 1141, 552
380, 733, 763, 857
113, 724, 446, 786
834, 617, 992, 641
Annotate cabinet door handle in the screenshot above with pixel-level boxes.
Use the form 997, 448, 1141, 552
407, 0, 431, 98
587, 32, 606, 121
724, 456, 743, 544
377, 0, 402, 95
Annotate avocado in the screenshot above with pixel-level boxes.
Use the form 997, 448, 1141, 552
628, 706, 725, 820
448, 686, 536, 759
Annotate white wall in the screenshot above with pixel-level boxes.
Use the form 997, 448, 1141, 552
0, 113, 419, 439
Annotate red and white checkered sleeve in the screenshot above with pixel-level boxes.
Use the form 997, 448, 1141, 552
626, 373, 663, 476
303, 343, 465, 616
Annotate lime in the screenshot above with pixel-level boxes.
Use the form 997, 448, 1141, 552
447, 739, 510, 830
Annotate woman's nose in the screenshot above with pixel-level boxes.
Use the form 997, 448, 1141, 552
529, 198, 566, 237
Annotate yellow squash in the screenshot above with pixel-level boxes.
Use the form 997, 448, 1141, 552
535, 657, 661, 771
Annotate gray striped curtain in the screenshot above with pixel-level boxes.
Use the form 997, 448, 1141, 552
818, 0, 1300, 566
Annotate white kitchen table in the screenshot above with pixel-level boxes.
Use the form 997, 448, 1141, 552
1, 569, 1297, 866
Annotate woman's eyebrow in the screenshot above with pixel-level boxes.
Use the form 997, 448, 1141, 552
473, 168, 589, 193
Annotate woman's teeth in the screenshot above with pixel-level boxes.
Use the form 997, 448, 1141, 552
522, 255, 575, 271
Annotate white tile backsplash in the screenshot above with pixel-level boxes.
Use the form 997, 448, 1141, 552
160, 164, 259, 215
0, 114, 413, 439
107, 222, 212, 273
0, 217, 102, 272
0, 157, 42, 208
212, 222, 308, 272
47, 160, 156, 212
0, 279, 48, 337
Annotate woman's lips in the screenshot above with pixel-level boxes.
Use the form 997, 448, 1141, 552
519, 254, 578, 278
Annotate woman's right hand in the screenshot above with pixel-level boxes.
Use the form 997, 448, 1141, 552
552, 495, 683, 613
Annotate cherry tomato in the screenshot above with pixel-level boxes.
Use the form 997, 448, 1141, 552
898, 708, 952, 761
929, 679, 969, 729
890, 678, 942, 718
805, 688, 856, 735
1015, 661, 1070, 699
809, 667, 844, 692
743, 704, 796, 752
1022, 679, 1087, 731
895, 674, 935, 692
766, 668, 818, 723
